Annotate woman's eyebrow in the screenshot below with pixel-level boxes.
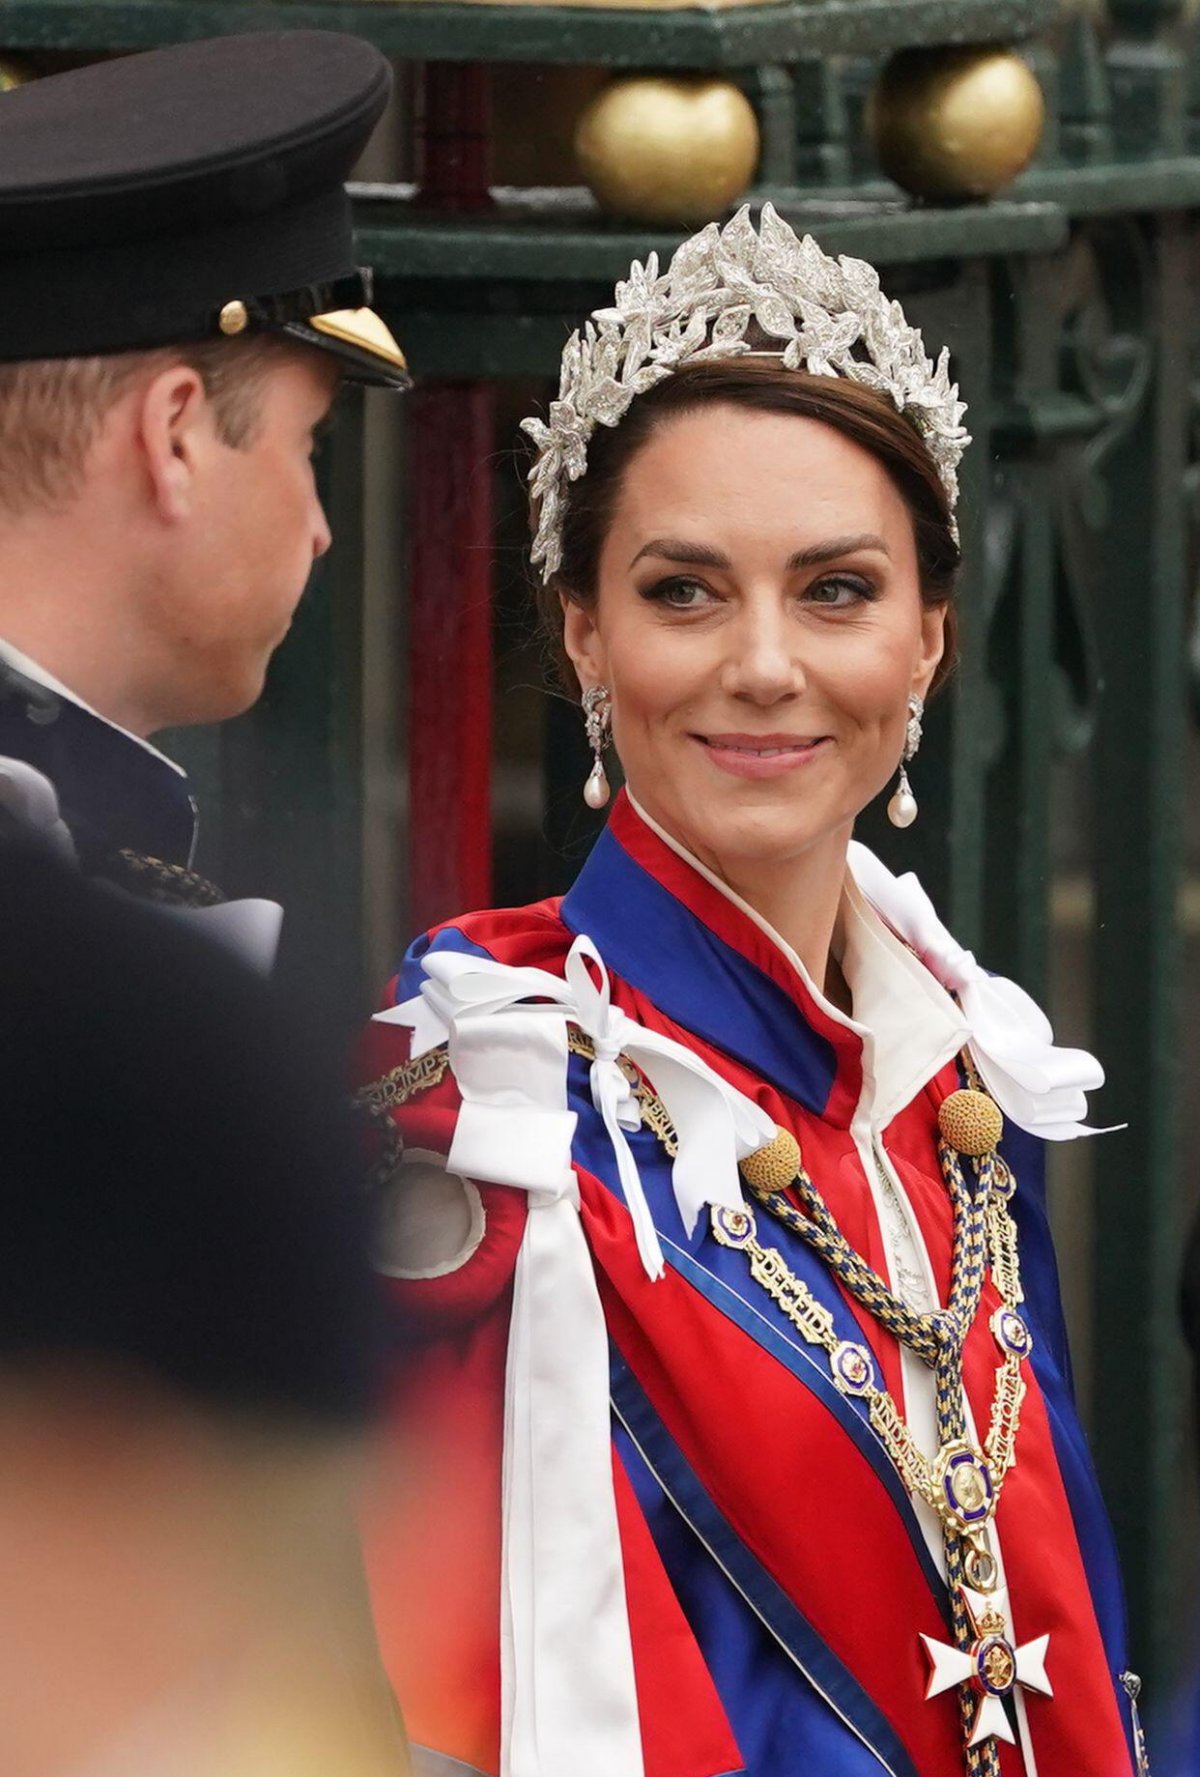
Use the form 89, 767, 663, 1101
628, 538, 730, 571
786, 533, 890, 569
628, 533, 890, 572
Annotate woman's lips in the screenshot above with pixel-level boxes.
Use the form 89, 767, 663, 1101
693, 733, 831, 779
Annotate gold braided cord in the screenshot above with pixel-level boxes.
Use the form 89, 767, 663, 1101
730, 1076, 1028, 1777
358, 1030, 1029, 1531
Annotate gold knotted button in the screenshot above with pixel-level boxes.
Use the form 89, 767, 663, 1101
938, 1088, 1003, 1157
739, 1127, 802, 1195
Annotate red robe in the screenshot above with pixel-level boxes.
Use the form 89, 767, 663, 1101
360, 795, 1139, 1777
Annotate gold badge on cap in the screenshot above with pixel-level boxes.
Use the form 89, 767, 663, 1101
308, 307, 407, 372
218, 299, 249, 336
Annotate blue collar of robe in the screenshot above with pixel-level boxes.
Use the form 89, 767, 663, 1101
561, 794, 857, 1122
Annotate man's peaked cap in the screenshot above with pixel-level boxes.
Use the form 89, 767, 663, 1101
0, 32, 408, 385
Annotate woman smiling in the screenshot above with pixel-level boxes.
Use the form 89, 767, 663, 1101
358, 208, 1143, 1777
549, 359, 954, 990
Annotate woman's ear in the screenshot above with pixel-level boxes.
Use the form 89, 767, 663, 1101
561, 592, 608, 691
913, 600, 948, 699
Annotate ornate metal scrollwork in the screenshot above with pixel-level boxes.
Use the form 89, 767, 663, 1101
992, 220, 1154, 756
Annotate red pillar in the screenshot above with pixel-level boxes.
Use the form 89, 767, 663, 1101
408, 384, 495, 931
407, 65, 495, 932
416, 63, 493, 214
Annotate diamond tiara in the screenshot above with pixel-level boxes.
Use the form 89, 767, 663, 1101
521, 203, 970, 582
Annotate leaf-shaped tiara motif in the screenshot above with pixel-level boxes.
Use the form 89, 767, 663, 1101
520, 203, 970, 581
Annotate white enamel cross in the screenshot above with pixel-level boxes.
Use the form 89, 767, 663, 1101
921, 1585, 1053, 1747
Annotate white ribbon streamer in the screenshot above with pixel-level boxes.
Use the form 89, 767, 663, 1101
500, 1106, 644, 1772
848, 841, 1106, 1141
378, 933, 774, 1777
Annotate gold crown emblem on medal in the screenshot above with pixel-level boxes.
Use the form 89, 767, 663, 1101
937, 1088, 1003, 1156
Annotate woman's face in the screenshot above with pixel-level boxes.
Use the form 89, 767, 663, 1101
562, 403, 946, 893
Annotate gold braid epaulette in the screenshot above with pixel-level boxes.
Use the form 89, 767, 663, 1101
353, 1027, 680, 1190
110, 847, 226, 908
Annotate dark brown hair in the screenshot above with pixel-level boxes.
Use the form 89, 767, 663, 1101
532, 358, 961, 695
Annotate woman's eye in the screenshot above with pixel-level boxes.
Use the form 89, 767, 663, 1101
640, 576, 716, 609
805, 575, 874, 608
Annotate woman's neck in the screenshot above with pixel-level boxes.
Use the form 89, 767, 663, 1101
628, 795, 852, 1004
718, 841, 850, 1000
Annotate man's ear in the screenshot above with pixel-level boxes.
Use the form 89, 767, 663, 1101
134, 365, 213, 523
561, 592, 607, 691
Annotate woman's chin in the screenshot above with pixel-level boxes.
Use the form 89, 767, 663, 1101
668, 803, 839, 873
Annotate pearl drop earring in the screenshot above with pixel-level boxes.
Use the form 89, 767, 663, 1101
887, 693, 924, 829
582, 684, 612, 809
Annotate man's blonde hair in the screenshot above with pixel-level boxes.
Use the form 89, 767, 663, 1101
0, 335, 298, 516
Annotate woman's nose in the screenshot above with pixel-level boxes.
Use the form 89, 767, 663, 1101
720, 599, 805, 702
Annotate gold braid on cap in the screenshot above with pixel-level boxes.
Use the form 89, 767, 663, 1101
520, 203, 970, 582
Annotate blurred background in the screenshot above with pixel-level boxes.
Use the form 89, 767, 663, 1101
5, 0, 1200, 1749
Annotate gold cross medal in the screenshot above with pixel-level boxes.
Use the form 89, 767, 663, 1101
921, 1586, 1052, 1746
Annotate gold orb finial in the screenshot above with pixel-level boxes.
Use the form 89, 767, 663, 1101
575, 75, 760, 228
218, 299, 249, 337
740, 1127, 802, 1196
0, 57, 35, 93
869, 46, 1045, 202
938, 1088, 1004, 1157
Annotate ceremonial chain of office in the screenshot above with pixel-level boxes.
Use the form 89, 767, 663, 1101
357, 1044, 1048, 1775
717, 1074, 1043, 1776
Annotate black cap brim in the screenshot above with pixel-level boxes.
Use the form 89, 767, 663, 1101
282, 307, 410, 390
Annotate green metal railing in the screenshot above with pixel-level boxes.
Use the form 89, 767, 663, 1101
8, 0, 1200, 1709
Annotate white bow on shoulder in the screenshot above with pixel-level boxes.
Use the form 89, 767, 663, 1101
848, 842, 1107, 1141
380, 930, 775, 1277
